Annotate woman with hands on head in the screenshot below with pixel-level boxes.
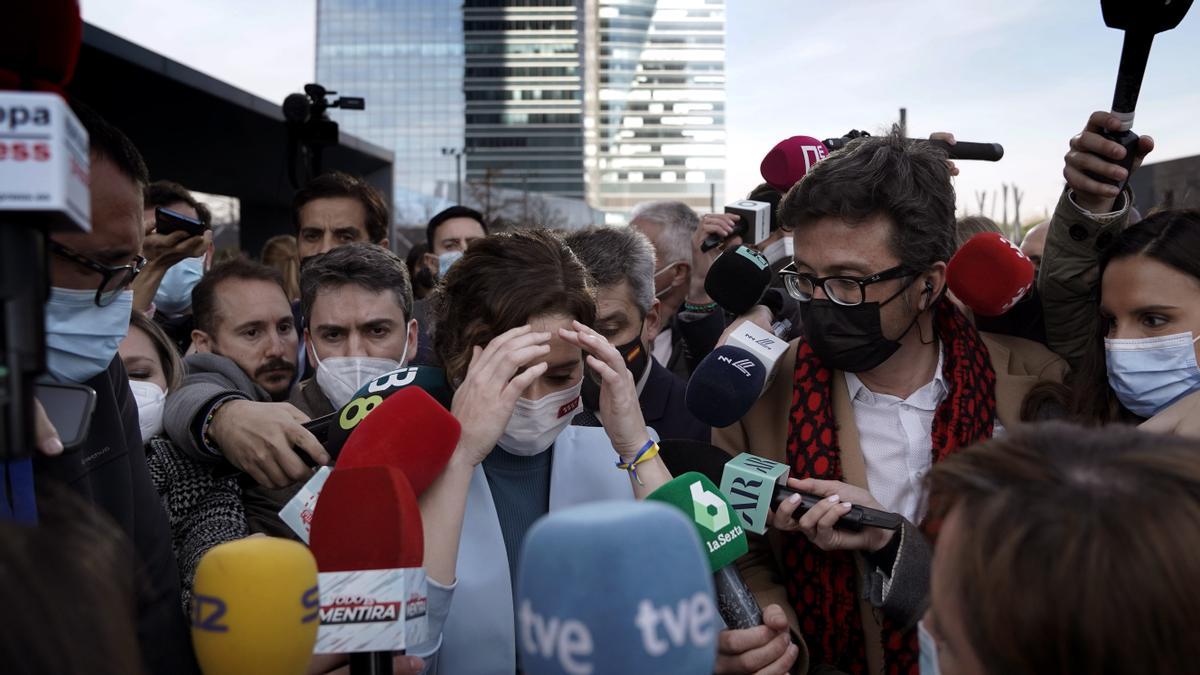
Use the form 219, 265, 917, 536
411, 228, 671, 674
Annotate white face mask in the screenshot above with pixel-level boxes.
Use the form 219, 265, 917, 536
497, 378, 583, 457
313, 333, 410, 410
653, 261, 683, 299
129, 379, 166, 444
760, 236, 794, 266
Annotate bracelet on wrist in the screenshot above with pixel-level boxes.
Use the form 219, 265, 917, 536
616, 440, 660, 486
683, 301, 718, 313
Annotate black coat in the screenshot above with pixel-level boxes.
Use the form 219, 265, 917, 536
35, 357, 198, 674
640, 358, 710, 443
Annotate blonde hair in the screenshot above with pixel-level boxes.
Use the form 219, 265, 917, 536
260, 234, 301, 301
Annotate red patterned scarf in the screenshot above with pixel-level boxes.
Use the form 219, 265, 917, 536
782, 298, 996, 674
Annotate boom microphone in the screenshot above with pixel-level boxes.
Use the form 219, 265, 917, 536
721, 452, 903, 535
704, 246, 772, 316
947, 232, 1035, 317
824, 132, 1004, 161
759, 135, 829, 193
646, 473, 762, 630
309, 466, 428, 672
190, 537, 320, 675
516, 501, 718, 675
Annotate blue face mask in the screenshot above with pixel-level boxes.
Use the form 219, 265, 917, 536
45, 287, 134, 383
438, 251, 464, 278
153, 255, 204, 315
1105, 331, 1200, 418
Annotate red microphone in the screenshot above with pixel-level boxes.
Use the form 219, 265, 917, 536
309, 466, 427, 673
947, 232, 1035, 317
759, 135, 830, 193
0, 0, 82, 92
335, 386, 461, 495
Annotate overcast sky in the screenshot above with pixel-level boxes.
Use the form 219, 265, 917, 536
83, 0, 1200, 223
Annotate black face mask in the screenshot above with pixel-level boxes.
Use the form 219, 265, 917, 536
581, 333, 650, 411
800, 280, 927, 373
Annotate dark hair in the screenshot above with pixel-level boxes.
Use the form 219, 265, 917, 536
926, 422, 1200, 675
300, 242, 413, 326
955, 215, 1002, 250
1066, 209, 1200, 424
0, 481, 143, 675
291, 172, 390, 244
747, 182, 786, 233
129, 311, 185, 392
778, 131, 956, 270
431, 228, 596, 384
69, 100, 148, 185
426, 205, 488, 251
143, 180, 212, 227
192, 258, 288, 335
406, 242, 435, 297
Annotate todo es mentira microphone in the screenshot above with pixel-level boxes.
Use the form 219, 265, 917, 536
720, 453, 903, 535
646, 472, 763, 630
516, 501, 718, 675
823, 130, 1004, 162
1083, 0, 1193, 191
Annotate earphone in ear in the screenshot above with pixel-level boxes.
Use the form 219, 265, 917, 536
924, 279, 934, 293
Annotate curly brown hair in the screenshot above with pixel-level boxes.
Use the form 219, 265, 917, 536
430, 228, 596, 385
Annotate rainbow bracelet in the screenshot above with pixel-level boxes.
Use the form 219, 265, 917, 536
616, 440, 660, 486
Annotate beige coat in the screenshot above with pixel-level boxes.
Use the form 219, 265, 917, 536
713, 333, 1066, 674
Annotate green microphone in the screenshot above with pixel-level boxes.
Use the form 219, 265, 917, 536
646, 472, 762, 629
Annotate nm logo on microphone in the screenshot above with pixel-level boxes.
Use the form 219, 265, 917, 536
717, 354, 755, 377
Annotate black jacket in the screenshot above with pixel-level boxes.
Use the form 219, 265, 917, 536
665, 308, 726, 380
34, 357, 198, 674
640, 358, 710, 443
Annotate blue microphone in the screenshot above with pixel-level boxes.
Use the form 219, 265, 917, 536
685, 345, 767, 428
516, 501, 719, 675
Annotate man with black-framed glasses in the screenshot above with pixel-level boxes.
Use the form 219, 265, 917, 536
712, 132, 1067, 675
34, 102, 198, 674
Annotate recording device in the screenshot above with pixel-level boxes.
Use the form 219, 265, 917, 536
1, 4, 91, 521
154, 206, 207, 238
947, 232, 1035, 317
823, 130, 1005, 161
686, 321, 788, 428
282, 82, 366, 189
280, 386, 460, 542
759, 135, 829, 192
190, 537, 321, 675
646, 472, 762, 630
323, 365, 453, 455
702, 201, 772, 253
516, 501, 719, 674
1084, 0, 1194, 191
721, 452, 903, 535
704, 245, 772, 316
309, 466, 428, 671
33, 382, 95, 450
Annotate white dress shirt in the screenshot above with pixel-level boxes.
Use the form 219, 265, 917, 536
844, 348, 947, 524
652, 327, 674, 365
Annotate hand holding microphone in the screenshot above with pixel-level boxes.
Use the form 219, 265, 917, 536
770, 477, 896, 553
1066, 111, 1155, 213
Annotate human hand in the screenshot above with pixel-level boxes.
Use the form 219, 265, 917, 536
770, 478, 894, 552
144, 229, 210, 267
558, 320, 649, 461
208, 400, 327, 488
1064, 111, 1155, 213
928, 132, 960, 177
689, 213, 744, 303
719, 305, 774, 346
449, 325, 552, 466
32, 398, 64, 456
714, 604, 800, 674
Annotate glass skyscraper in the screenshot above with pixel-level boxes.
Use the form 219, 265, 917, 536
586, 0, 726, 221
316, 0, 465, 225
316, 0, 725, 225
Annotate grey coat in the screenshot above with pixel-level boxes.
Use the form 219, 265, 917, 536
163, 352, 273, 463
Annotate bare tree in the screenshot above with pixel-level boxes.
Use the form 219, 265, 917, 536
990, 190, 998, 220
1002, 183, 1009, 229
1011, 185, 1024, 241
976, 190, 987, 216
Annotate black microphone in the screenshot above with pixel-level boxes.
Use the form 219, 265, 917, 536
704, 245, 773, 316
824, 133, 1004, 161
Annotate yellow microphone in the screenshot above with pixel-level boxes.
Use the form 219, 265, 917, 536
191, 537, 320, 675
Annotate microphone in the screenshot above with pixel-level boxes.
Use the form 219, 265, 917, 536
704, 245, 772, 316
646, 472, 762, 630
190, 537, 321, 675
309, 465, 428, 672
720, 452, 903, 535
686, 321, 788, 428
824, 132, 1005, 161
280, 386, 460, 543
324, 365, 454, 455
516, 501, 719, 675
759, 135, 830, 193
947, 232, 1035, 317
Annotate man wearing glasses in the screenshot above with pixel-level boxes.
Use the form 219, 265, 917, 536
35, 103, 198, 673
711, 133, 1065, 674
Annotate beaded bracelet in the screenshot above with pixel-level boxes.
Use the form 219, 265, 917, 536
616, 439, 660, 486
683, 301, 719, 313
